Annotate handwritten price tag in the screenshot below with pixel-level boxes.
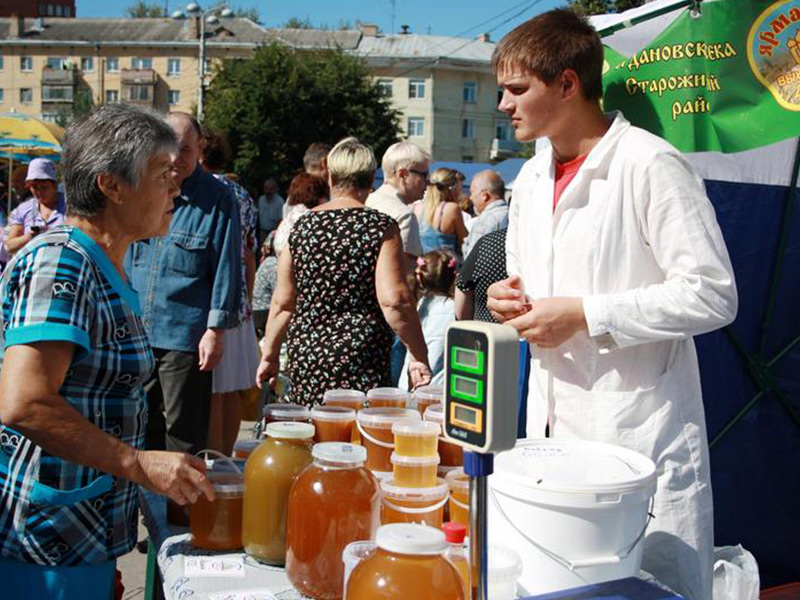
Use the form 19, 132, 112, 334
184, 555, 246, 578
208, 591, 278, 600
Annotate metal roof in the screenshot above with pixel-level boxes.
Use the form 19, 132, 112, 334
355, 34, 494, 63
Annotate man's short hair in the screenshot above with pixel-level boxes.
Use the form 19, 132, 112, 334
381, 141, 431, 177
303, 142, 332, 172
492, 8, 604, 101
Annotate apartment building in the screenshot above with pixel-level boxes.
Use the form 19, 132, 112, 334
0, 17, 519, 162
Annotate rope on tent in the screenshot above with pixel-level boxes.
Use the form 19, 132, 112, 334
711, 136, 800, 448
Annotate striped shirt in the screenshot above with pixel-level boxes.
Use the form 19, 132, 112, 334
0, 226, 154, 566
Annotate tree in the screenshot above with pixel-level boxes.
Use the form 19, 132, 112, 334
283, 16, 314, 29
233, 6, 261, 24
568, 0, 644, 15
204, 44, 401, 192
55, 86, 94, 128
125, 1, 166, 18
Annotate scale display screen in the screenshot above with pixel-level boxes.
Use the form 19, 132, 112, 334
454, 404, 478, 425
455, 348, 479, 369
451, 374, 483, 404
451, 346, 484, 375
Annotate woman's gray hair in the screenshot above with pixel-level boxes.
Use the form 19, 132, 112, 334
327, 137, 377, 191
63, 104, 178, 217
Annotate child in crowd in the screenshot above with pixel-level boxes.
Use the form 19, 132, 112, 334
400, 249, 457, 390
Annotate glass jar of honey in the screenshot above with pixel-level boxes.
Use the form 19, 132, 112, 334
356, 408, 419, 474
323, 389, 366, 411
189, 455, 245, 551
366, 387, 409, 409
243, 421, 315, 565
310, 406, 356, 444
412, 385, 443, 417
345, 523, 466, 600
286, 443, 381, 600
423, 404, 463, 467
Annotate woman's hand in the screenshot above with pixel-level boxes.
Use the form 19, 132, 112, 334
134, 450, 215, 505
408, 360, 432, 390
256, 355, 280, 389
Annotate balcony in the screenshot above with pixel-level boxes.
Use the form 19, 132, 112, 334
490, 138, 522, 160
121, 68, 157, 85
42, 67, 77, 85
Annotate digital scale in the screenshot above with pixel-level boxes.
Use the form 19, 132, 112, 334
443, 321, 520, 600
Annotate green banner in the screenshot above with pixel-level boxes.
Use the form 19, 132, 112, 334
602, 0, 800, 153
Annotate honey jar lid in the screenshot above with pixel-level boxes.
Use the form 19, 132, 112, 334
422, 403, 444, 423
208, 470, 244, 495
313, 442, 367, 465
356, 407, 420, 429
376, 523, 448, 556
263, 403, 310, 420
310, 406, 357, 422
323, 389, 366, 403
391, 420, 441, 437
366, 387, 410, 401
412, 385, 443, 401
444, 467, 469, 491
265, 421, 315, 440
390, 452, 440, 467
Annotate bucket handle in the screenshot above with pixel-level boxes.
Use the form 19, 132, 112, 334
489, 486, 654, 571
195, 449, 243, 475
356, 421, 395, 449
383, 495, 450, 515
449, 494, 470, 511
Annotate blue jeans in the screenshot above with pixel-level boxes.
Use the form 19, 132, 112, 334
0, 556, 116, 600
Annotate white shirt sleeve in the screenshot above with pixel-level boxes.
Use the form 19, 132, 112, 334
505, 188, 523, 279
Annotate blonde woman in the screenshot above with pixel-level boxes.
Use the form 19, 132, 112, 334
257, 137, 431, 404
414, 167, 468, 254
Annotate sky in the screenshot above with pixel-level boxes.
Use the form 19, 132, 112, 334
74, 0, 567, 40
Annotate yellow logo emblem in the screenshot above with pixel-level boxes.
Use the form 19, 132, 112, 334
747, 0, 800, 110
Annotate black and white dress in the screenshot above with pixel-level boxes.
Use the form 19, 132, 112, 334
456, 228, 508, 323
286, 208, 395, 406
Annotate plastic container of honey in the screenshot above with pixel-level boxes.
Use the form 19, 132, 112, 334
391, 453, 440, 488
342, 541, 378, 598
356, 408, 420, 473
189, 452, 244, 551
310, 406, 357, 444
423, 404, 463, 467
380, 478, 449, 529
412, 385, 443, 417
286, 443, 381, 600
233, 438, 261, 459
366, 387, 409, 409
345, 523, 466, 600
243, 421, 315, 565
323, 389, 366, 411
263, 402, 310, 425
445, 468, 470, 531
392, 420, 440, 457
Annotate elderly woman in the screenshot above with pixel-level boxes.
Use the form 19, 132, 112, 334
0, 104, 213, 598
257, 137, 431, 404
4, 158, 67, 256
273, 172, 329, 255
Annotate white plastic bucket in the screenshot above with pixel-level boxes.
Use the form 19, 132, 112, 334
488, 545, 523, 600
488, 439, 657, 594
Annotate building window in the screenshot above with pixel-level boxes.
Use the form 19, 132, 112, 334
21, 56, 33, 72
20, 88, 33, 104
132, 57, 153, 70
0, 57, 4, 71
407, 117, 425, 138
409, 79, 426, 99
46, 57, 68, 70
463, 82, 477, 103
167, 58, 181, 76
64, 6, 72, 16
376, 79, 393, 98
204, 58, 212, 75
81, 57, 94, 72
462, 118, 475, 139
42, 113, 59, 123
106, 57, 119, 72
168, 90, 181, 105
0, 89, 4, 104
496, 120, 510, 141
105, 89, 119, 103
42, 86, 73, 101
128, 86, 150, 101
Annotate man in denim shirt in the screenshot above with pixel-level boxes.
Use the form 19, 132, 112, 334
126, 112, 242, 455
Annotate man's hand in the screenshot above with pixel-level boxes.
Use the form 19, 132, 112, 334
198, 328, 224, 371
487, 275, 531, 323
134, 450, 215, 506
505, 297, 588, 348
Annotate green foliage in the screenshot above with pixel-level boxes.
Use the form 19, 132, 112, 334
204, 44, 401, 192
283, 16, 313, 29
233, 6, 261, 24
55, 86, 94, 128
568, 0, 644, 15
125, 0, 166, 18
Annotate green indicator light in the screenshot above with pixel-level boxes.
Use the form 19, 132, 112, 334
450, 346, 484, 375
450, 374, 484, 405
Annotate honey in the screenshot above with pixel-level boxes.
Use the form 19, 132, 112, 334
392, 421, 440, 457
286, 443, 381, 600
356, 408, 419, 473
391, 453, 440, 488
423, 404, 463, 467
242, 422, 315, 565
380, 478, 449, 529
233, 438, 261, 459
190, 471, 244, 551
310, 406, 356, 444
323, 389, 366, 411
445, 468, 470, 532
366, 387, 409, 409
345, 524, 465, 600
412, 385, 443, 417
263, 402, 310, 425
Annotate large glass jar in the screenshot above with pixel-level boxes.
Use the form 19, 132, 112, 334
242, 421, 315, 565
345, 523, 466, 600
286, 443, 381, 600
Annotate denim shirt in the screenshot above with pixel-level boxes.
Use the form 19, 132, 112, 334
124, 165, 242, 352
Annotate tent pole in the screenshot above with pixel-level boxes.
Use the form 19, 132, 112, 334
7, 155, 12, 216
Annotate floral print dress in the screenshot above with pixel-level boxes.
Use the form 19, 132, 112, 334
287, 208, 395, 406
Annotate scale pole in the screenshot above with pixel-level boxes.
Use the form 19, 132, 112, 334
465, 451, 493, 600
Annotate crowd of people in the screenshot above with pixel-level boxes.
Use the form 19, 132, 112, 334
0, 8, 738, 600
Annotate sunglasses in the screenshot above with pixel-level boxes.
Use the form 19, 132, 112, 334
408, 168, 429, 180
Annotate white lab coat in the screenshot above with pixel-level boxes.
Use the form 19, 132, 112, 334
507, 112, 737, 600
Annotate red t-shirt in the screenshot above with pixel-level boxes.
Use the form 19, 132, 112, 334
553, 154, 588, 211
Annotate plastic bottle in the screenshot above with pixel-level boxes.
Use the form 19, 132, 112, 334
443, 522, 470, 597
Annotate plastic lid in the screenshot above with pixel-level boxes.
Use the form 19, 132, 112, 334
423, 403, 444, 423
443, 522, 467, 544
313, 442, 367, 465
233, 439, 260, 452
445, 467, 469, 491
356, 407, 420, 428
392, 420, 441, 437
376, 523, 448, 556
488, 545, 523, 583
380, 477, 449, 501
310, 405, 356, 421
413, 385, 443, 401
263, 403, 310, 420
366, 387, 409, 401
391, 452, 440, 467
265, 421, 315, 440
323, 389, 366, 404
207, 470, 244, 495
494, 439, 657, 495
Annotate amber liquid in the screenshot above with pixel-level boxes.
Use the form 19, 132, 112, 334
360, 424, 394, 472
312, 417, 355, 444
368, 398, 407, 409
346, 548, 465, 600
439, 438, 464, 466
392, 463, 438, 488
394, 432, 438, 457
286, 464, 381, 600
381, 496, 445, 529
448, 488, 470, 532
415, 397, 441, 417
242, 436, 313, 565
190, 493, 244, 551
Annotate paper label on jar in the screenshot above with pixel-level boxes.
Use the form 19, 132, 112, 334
184, 555, 246, 578
208, 591, 278, 600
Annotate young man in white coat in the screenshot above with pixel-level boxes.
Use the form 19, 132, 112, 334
487, 9, 738, 600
